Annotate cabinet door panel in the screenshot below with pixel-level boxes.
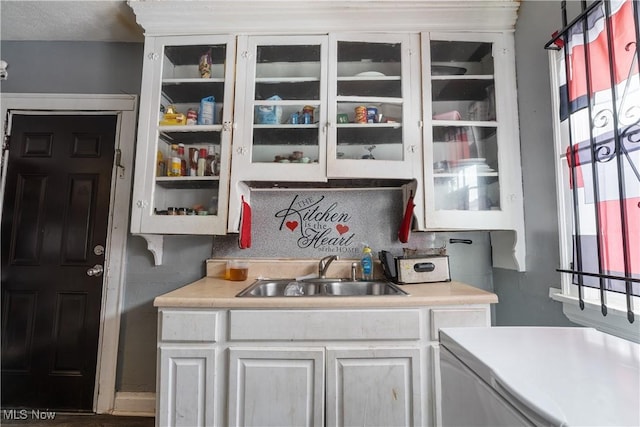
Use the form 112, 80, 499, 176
158, 346, 216, 427
231, 35, 329, 182
131, 35, 236, 235
228, 347, 325, 427
327, 33, 422, 179
326, 347, 423, 427
421, 32, 522, 231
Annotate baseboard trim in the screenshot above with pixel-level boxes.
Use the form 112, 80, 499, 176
112, 392, 155, 417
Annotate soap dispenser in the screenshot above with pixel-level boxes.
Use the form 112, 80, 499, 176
361, 245, 373, 280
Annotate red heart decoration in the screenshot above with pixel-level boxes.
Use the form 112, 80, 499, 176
286, 221, 298, 231
336, 224, 349, 235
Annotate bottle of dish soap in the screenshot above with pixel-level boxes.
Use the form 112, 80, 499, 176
361, 245, 373, 280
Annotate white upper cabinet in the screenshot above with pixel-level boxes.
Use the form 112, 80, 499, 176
327, 33, 422, 179
231, 35, 329, 183
128, 2, 524, 269
131, 35, 236, 235
230, 33, 421, 183
419, 32, 525, 269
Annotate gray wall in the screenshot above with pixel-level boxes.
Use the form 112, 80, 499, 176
1, 2, 577, 394
0, 41, 143, 95
492, 0, 576, 327
0, 41, 217, 392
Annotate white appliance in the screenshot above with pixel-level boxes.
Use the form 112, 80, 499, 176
439, 327, 640, 427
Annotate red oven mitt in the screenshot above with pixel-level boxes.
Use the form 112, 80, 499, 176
398, 192, 414, 243
239, 195, 252, 249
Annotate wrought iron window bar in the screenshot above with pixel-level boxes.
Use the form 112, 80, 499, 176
545, 0, 639, 323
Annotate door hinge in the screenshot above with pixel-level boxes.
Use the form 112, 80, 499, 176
115, 148, 125, 179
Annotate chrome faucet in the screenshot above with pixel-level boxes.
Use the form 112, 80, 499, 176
318, 255, 339, 278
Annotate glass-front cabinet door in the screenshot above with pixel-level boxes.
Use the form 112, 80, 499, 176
422, 33, 520, 229
327, 33, 421, 179
131, 35, 236, 235
232, 35, 328, 182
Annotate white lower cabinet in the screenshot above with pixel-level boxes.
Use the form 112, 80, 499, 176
228, 347, 325, 427
156, 305, 490, 426
157, 346, 217, 427
326, 347, 423, 427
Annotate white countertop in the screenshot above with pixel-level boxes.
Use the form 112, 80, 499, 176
440, 327, 640, 427
154, 258, 498, 309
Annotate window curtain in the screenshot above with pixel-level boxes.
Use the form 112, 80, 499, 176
558, 0, 639, 296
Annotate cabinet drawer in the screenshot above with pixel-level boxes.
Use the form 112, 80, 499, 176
429, 307, 489, 341
229, 309, 422, 341
160, 309, 219, 342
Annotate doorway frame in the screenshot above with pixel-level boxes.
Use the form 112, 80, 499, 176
0, 93, 137, 414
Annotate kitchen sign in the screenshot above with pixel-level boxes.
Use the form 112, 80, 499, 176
275, 194, 358, 255
213, 189, 405, 259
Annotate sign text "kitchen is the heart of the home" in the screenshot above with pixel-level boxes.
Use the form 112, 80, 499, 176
275, 194, 358, 253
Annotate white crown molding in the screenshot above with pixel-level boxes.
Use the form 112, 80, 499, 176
128, 0, 520, 35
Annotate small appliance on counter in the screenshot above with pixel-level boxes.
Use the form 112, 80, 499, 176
379, 250, 451, 284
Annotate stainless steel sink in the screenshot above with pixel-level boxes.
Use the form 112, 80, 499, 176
236, 278, 408, 297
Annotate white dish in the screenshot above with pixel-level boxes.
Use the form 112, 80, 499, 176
355, 71, 386, 77
457, 158, 486, 165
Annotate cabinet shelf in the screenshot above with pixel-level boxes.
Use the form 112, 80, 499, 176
338, 75, 401, 81
434, 172, 499, 178
163, 78, 225, 84
159, 126, 224, 145
253, 99, 320, 107
159, 125, 223, 133
431, 74, 493, 81
156, 176, 220, 189
337, 123, 401, 129
336, 95, 403, 104
254, 124, 318, 129
432, 120, 497, 127
255, 77, 320, 83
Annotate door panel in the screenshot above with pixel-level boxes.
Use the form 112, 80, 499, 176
1, 114, 117, 411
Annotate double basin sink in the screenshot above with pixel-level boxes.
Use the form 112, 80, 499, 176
237, 278, 408, 297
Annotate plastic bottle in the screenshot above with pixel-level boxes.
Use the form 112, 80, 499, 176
178, 143, 187, 176
167, 144, 181, 177
361, 245, 373, 280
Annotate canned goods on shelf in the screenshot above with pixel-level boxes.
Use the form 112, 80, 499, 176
302, 106, 314, 123
367, 106, 378, 123
355, 106, 367, 123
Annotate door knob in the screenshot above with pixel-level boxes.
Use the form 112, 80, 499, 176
87, 264, 104, 277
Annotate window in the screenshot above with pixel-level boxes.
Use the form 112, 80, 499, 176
546, 0, 639, 342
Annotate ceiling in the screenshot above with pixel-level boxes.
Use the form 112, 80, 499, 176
0, 0, 144, 43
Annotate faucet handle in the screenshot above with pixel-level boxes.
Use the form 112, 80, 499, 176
319, 255, 339, 278
351, 262, 358, 281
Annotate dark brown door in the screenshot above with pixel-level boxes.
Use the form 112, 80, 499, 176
1, 114, 117, 411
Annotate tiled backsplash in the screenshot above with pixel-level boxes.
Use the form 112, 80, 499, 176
211, 188, 494, 293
